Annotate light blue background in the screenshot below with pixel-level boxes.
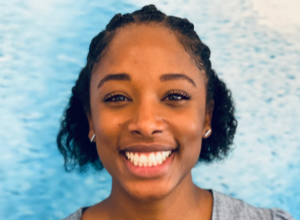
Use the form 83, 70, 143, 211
0, 0, 299, 219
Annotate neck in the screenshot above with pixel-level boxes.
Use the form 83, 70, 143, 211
104, 173, 212, 220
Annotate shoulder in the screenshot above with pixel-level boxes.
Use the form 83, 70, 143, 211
62, 208, 82, 220
211, 190, 295, 220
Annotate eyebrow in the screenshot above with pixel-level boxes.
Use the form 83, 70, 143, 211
97, 73, 131, 88
97, 73, 196, 88
160, 73, 196, 87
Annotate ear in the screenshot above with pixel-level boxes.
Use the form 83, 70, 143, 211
86, 112, 95, 142
202, 100, 214, 138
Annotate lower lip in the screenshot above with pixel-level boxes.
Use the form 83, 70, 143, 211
122, 153, 175, 178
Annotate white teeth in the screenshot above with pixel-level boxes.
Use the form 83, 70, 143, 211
156, 152, 162, 164
134, 153, 139, 162
162, 152, 166, 160
140, 154, 147, 167
125, 151, 172, 167
148, 153, 155, 167
130, 152, 134, 161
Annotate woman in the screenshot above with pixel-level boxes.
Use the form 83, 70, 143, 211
57, 5, 294, 220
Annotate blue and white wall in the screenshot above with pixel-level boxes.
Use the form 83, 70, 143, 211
0, 0, 299, 219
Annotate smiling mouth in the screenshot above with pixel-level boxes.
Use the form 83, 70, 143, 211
122, 151, 175, 167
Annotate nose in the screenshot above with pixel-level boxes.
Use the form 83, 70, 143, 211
127, 98, 166, 138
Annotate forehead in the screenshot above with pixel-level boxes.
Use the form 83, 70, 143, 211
94, 24, 203, 82
107, 24, 186, 57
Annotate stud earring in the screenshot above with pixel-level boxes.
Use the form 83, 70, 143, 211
90, 134, 95, 142
204, 129, 211, 137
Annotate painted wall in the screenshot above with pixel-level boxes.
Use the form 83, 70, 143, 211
0, 0, 299, 219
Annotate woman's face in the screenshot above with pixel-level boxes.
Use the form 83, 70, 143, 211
88, 24, 212, 200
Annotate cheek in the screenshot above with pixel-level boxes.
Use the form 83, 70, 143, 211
93, 110, 122, 164
173, 106, 205, 163
97, 111, 121, 138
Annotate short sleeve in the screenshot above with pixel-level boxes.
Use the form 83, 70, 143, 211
271, 208, 295, 220
62, 208, 82, 220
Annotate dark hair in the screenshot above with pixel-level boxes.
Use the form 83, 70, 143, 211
57, 5, 237, 172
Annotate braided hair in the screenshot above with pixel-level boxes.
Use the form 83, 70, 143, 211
57, 4, 238, 172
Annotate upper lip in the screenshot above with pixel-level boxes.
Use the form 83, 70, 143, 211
120, 144, 177, 153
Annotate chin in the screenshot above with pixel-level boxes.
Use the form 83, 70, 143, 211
125, 179, 175, 201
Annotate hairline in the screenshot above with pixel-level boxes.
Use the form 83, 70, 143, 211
91, 21, 206, 78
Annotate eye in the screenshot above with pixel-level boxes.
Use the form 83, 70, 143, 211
102, 92, 131, 102
163, 90, 191, 102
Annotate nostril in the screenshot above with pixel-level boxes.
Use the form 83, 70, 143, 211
152, 130, 162, 135
130, 129, 162, 137
127, 114, 166, 137
131, 130, 142, 135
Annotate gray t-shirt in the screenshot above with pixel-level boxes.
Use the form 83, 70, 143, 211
62, 190, 295, 220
